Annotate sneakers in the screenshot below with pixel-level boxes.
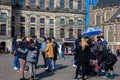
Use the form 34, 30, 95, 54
103, 73, 109, 79
14, 67, 18, 70
73, 64, 77, 68
74, 78, 78, 80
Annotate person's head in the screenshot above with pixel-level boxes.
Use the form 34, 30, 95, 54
47, 37, 52, 42
22, 36, 27, 42
100, 35, 104, 40
51, 37, 55, 43
84, 36, 89, 42
32, 35, 37, 40
29, 39, 35, 46
42, 37, 46, 42
81, 38, 88, 50
97, 36, 101, 41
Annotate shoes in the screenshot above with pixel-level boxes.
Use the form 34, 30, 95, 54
73, 64, 77, 68
45, 67, 48, 70
14, 67, 18, 70
103, 73, 109, 79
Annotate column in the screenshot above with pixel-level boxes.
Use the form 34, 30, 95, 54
65, 16, 69, 38
25, 13, 30, 36
36, 0, 40, 7
45, 16, 50, 37
55, 16, 60, 39
73, 0, 77, 9
74, 17, 78, 38
45, 0, 49, 8
65, 0, 69, 9
35, 15, 40, 38
7, 10, 12, 38
81, 0, 85, 11
25, 0, 30, 6
55, 0, 60, 8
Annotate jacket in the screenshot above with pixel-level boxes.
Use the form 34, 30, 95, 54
75, 45, 91, 62
45, 42, 54, 58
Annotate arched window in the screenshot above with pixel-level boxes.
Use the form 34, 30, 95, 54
108, 27, 113, 42
49, 0, 54, 9
40, 0, 45, 8
96, 13, 100, 25
106, 12, 110, 21
60, 0, 64, 9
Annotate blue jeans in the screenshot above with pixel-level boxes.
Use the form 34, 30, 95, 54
14, 55, 20, 69
61, 50, 64, 58
47, 58, 53, 71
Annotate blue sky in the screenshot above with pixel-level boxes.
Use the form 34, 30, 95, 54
85, 0, 97, 27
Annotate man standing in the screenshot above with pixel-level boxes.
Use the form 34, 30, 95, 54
40, 37, 47, 68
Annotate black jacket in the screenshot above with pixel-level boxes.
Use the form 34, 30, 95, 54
75, 45, 91, 62
98, 52, 117, 65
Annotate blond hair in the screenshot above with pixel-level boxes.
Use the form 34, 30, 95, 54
81, 38, 88, 50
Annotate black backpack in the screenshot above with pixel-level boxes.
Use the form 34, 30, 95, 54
96, 42, 105, 52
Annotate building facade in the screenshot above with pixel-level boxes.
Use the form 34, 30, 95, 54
89, 0, 120, 53
0, 0, 86, 51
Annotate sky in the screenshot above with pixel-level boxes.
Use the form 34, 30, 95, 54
85, 0, 97, 27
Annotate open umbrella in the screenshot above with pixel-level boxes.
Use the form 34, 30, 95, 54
82, 27, 103, 37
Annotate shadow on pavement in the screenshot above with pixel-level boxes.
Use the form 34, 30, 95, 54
37, 64, 68, 80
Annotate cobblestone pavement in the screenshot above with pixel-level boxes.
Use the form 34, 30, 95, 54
0, 53, 120, 80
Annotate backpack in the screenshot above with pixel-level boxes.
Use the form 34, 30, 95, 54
26, 50, 37, 63
97, 42, 105, 52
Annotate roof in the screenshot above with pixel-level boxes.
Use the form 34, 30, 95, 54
96, 0, 120, 8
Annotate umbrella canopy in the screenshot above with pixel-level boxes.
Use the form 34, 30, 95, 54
82, 27, 103, 37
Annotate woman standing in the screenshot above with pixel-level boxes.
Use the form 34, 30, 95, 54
74, 38, 91, 80
18, 37, 28, 80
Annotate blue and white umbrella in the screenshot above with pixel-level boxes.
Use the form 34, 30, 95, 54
82, 27, 103, 37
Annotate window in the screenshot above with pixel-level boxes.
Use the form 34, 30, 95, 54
20, 27, 25, 37
60, 0, 64, 9
60, 19, 65, 24
96, 13, 100, 25
106, 12, 110, 21
0, 24, 6, 36
40, 28, 44, 37
49, 28, 54, 37
49, 19, 54, 24
108, 28, 113, 42
20, 0, 25, 6
77, 20, 82, 25
49, 0, 54, 9
20, 16, 25, 22
30, 0, 35, 7
40, 0, 45, 8
30, 17, 35, 22
11, 26, 15, 37
12, 16, 15, 22
11, 0, 15, 5
30, 27, 35, 37
77, 29, 81, 36
40, 18, 45, 23
69, 29, 73, 38
69, 0, 73, 9
0, 13, 7, 19
78, 0, 81, 10
69, 19, 74, 25
60, 28, 64, 38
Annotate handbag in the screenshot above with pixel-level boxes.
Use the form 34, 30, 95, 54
17, 48, 28, 54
